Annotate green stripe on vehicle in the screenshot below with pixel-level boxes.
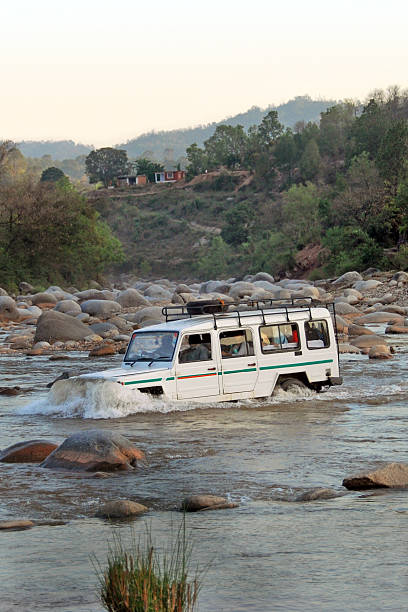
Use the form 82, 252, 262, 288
123, 377, 162, 385
223, 367, 258, 375
166, 376, 175, 381
260, 359, 333, 371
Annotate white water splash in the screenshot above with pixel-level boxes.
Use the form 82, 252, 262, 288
18, 377, 199, 419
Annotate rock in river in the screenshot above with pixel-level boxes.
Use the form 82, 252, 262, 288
34, 310, 91, 343
96, 500, 148, 519
0, 440, 58, 463
343, 463, 408, 490
41, 430, 145, 472
182, 494, 239, 512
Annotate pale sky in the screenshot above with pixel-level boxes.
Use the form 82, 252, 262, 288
1, 0, 407, 146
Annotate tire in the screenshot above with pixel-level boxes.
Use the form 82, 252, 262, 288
280, 377, 309, 393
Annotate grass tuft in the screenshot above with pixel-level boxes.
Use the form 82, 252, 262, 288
92, 519, 202, 612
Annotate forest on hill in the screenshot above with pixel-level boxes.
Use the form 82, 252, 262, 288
118, 96, 336, 160
92, 86, 408, 281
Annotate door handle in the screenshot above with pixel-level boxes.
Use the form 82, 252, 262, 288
207, 367, 216, 371
247, 363, 256, 367
295, 351, 302, 356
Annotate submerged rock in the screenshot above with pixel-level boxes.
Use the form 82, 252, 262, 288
41, 430, 145, 472
96, 500, 148, 519
295, 488, 345, 501
0, 440, 58, 463
182, 494, 239, 512
0, 520, 34, 531
343, 463, 408, 490
368, 345, 393, 359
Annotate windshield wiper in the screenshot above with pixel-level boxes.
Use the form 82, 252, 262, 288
148, 356, 172, 367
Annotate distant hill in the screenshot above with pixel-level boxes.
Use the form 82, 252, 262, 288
118, 96, 337, 160
17, 140, 93, 160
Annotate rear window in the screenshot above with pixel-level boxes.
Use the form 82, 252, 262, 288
305, 320, 330, 349
259, 323, 299, 353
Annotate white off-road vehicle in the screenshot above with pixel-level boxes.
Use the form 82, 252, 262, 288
81, 298, 342, 402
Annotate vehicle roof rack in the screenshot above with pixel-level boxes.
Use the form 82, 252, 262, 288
162, 297, 337, 331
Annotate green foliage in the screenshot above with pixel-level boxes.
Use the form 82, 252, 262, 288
86, 147, 129, 187
299, 139, 321, 182
322, 226, 384, 275
247, 231, 295, 276
40, 166, 66, 182
221, 202, 252, 246
204, 125, 247, 170
196, 236, 231, 277
282, 182, 322, 247
186, 144, 207, 178
0, 177, 124, 289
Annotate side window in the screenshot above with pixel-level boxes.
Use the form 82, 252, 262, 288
220, 329, 254, 359
178, 333, 212, 363
305, 320, 330, 349
259, 323, 299, 353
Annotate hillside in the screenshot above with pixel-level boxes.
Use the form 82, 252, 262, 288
118, 96, 337, 160
17, 140, 93, 160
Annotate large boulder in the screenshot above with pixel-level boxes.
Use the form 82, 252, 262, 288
355, 312, 404, 325
0, 440, 58, 463
125, 307, 165, 325
41, 430, 145, 472
332, 271, 363, 286
31, 292, 58, 306
229, 281, 255, 299
353, 280, 383, 292
80, 299, 121, 318
385, 325, 408, 334
343, 463, 408, 490
334, 302, 361, 316
392, 271, 408, 283
74, 289, 110, 301
252, 271, 275, 283
0, 296, 21, 321
350, 334, 389, 349
144, 285, 173, 301
34, 310, 91, 343
54, 300, 82, 315
116, 288, 149, 308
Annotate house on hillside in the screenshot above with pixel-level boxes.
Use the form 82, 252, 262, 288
154, 169, 185, 183
116, 175, 147, 188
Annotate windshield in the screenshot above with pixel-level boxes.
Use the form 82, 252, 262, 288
124, 331, 178, 363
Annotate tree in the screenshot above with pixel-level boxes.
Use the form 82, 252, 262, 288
204, 125, 247, 169
186, 143, 208, 178
256, 110, 284, 149
299, 139, 321, 182
135, 158, 164, 182
40, 166, 66, 182
85, 148, 129, 187
282, 182, 322, 248
221, 202, 252, 246
274, 129, 298, 181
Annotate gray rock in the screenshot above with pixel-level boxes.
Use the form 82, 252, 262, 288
90, 322, 118, 337
74, 289, 109, 301
353, 280, 383, 292
229, 281, 255, 299
107, 316, 133, 333
19, 282, 34, 294
392, 271, 408, 283
252, 271, 275, 283
116, 288, 149, 308
54, 300, 82, 315
0, 287, 8, 296
31, 292, 57, 305
125, 307, 165, 325
34, 311, 91, 343
175, 283, 193, 294
41, 430, 145, 472
332, 271, 363, 286
144, 285, 173, 301
80, 300, 121, 317
333, 302, 361, 315
182, 494, 238, 512
0, 296, 20, 321
76, 312, 90, 323
355, 312, 404, 325
45, 286, 76, 301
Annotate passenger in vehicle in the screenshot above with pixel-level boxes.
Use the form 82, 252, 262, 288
179, 334, 210, 362
305, 322, 321, 341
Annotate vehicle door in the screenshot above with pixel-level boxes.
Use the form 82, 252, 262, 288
175, 332, 220, 399
219, 328, 258, 394
257, 321, 305, 386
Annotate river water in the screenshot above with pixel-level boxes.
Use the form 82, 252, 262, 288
0, 327, 408, 611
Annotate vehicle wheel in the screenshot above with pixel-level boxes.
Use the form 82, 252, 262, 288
280, 377, 309, 393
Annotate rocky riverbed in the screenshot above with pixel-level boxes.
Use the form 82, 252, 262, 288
1, 269, 408, 611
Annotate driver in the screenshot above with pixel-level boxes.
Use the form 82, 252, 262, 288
158, 335, 176, 359
179, 334, 209, 363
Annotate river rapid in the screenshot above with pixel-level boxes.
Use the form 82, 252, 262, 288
0, 327, 408, 611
